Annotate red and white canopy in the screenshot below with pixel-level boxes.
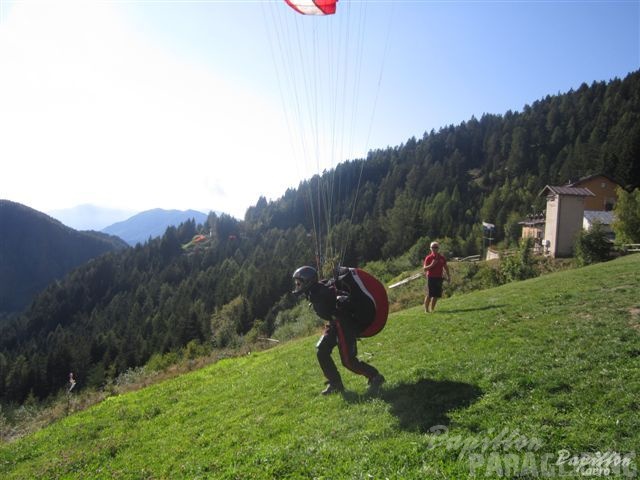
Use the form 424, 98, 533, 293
285, 0, 337, 16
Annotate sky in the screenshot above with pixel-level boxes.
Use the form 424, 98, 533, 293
0, 0, 638, 222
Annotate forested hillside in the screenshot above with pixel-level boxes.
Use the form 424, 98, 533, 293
1, 71, 638, 404
246, 71, 639, 262
0, 201, 128, 315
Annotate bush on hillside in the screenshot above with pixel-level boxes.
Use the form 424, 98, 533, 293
499, 238, 537, 283
462, 261, 502, 291
272, 302, 323, 341
574, 222, 612, 266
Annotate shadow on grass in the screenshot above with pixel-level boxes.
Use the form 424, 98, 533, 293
437, 304, 507, 314
344, 378, 482, 433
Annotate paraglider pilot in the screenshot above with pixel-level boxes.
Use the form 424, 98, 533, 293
292, 266, 385, 395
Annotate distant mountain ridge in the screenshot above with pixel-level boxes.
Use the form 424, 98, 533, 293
47, 204, 138, 231
0, 200, 128, 315
101, 209, 209, 246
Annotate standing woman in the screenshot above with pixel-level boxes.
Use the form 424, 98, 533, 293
423, 241, 450, 313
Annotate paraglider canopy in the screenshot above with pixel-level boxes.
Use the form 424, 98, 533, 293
267, 0, 392, 274
285, 0, 337, 16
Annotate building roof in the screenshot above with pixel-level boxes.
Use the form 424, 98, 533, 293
539, 185, 596, 197
568, 173, 623, 188
584, 210, 615, 225
518, 214, 546, 226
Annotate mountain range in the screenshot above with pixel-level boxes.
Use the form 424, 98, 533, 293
101, 208, 208, 246
47, 204, 138, 231
0, 200, 128, 315
1, 202, 210, 315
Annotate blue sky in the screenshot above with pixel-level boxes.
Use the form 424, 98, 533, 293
0, 1, 638, 220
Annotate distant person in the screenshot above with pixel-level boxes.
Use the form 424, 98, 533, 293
423, 241, 450, 313
68, 372, 76, 393
292, 266, 385, 395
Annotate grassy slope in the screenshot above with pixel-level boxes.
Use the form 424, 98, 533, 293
2, 255, 639, 479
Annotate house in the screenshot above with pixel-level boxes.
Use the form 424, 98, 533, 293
540, 185, 595, 258
518, 174, 623, 258
518, 214, 546, 254
583, 210, 615, 239
568, 174, 623, 211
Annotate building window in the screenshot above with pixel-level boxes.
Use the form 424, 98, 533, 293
605, 198, 615, 211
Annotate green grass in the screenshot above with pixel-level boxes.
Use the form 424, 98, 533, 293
2, 255, 639, 479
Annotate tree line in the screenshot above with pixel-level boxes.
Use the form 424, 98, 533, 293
1, 70, 639, 404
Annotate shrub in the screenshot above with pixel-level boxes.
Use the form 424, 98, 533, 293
499, 238, 536, 283
272, 302, 323, 341
184, 340, 209, 360
467, 261, 502, 290
146, 352, 180, 372
574, 222, 612, 266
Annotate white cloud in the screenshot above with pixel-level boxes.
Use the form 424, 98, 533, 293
0, 0, 298, 218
